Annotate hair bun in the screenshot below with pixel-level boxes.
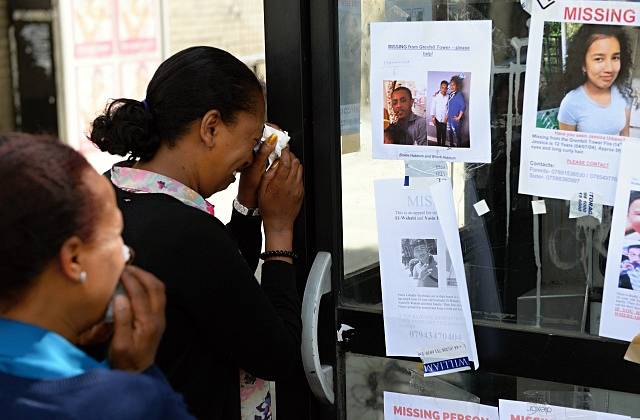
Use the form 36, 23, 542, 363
89, 98, 160, 161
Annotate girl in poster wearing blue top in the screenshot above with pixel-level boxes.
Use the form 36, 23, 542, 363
446, 75, 466, 147
558, 24, 634, 136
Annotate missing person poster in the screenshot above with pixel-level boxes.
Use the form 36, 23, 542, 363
518, 1, 640, 205
384, 392, 499, 420
499, 399, 629, 420
374, 179, 478, 375
600, 140, 640, 341
370, 21, 491, 163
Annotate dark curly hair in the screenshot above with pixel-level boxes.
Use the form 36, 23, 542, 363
564, 24, 634, 101
89, 46, 263, 162
450, 75, 464, 90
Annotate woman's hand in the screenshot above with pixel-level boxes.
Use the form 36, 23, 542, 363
109, 266, 166, 373
77, 322, 113, 347
259, 148, 304, 236
237, 132, 278, 208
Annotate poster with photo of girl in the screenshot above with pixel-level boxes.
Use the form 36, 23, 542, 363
519, 1, 640, 205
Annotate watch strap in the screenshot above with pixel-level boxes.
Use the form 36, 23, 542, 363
233, 198, 260, 217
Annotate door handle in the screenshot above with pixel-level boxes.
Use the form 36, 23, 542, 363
301, 251, 334, 404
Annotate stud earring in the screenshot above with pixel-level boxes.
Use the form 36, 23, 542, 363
79, 271, 87, 283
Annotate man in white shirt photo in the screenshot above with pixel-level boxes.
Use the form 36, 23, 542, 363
430, 80, 449, 146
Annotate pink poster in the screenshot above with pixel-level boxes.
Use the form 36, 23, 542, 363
117, 0, 159, 54
120, 60, 160, 99
72, 0, 114, 58
75, 64, 118, 154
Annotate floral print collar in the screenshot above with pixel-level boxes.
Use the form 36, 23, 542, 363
110, 164, 215, 216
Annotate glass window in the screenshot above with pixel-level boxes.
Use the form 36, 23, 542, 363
338, 0, 612, 337
345, 352, 640, 419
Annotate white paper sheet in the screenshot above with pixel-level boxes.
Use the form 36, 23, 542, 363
370, 21, 491, 163
518, 1, 640, 205
531, 200, 547, 215
374, 179, 478, 373
499, 399, 629, 420
473, 200, 490, 216
600, 140, 640, 341
385, 392, 499, 420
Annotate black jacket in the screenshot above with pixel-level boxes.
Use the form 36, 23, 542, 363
112, 185, 302, 420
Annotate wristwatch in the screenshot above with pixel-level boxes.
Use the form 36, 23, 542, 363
233, 198, 260, 217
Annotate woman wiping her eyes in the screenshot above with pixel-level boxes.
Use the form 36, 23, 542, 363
89, 46, 304, 420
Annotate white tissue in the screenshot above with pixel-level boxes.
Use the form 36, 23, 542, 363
263, 125, 290, 165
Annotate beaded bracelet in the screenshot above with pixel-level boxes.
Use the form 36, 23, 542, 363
260, 250, 298, 260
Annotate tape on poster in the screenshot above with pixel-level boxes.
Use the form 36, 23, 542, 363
403, 161, 449, 189
473, 200, 490, 216
569, 192, 603, 223
418, 342, 472, 377
531, 200, 547, 215
403, 177, 439, 190
520, 0, 557, 15
404, 160, 449, 179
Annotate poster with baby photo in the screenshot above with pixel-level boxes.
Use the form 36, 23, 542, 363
370, 21, 491, 163
601, 140, 640, 341
519, 0, 640, 205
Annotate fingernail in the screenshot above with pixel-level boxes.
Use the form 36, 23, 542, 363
271, 160, 280, 170
267, 134, 278, 146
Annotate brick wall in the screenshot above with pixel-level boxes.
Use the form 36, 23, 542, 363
0, 0, 14, 131
166, 0, 265, 59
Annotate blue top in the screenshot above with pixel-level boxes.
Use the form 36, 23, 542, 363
558, 84, 630, 135
0, 318, 108, 379
0, 318, 194, 419
447, 91, 466, 125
